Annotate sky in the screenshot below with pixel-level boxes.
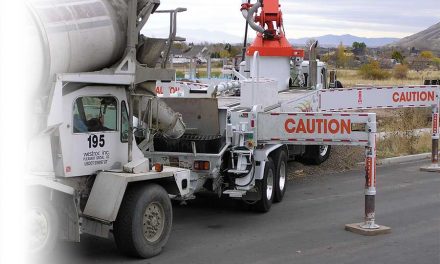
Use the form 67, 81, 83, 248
142, 0, 440, 43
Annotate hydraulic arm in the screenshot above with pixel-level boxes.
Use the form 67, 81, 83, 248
240, 0, 304, 57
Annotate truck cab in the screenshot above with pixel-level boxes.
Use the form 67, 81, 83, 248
62, 86, 143, 177
298, 60, 328, 90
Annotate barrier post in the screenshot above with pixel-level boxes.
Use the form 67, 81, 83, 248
345, 115, 391, 235
421, 102, 440, 172
362, 135, 378, 229
431, 103, 439, 165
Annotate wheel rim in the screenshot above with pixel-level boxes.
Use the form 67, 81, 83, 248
319, 145, 329, 157
28, 207, 50, 253
279, 161, 286, 191
266, 168, 274, 200
142, 202, 165, 243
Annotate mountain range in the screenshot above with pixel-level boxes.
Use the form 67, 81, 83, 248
389, 22, 440, 51
176, 30, 399, 48
176, 30, 399, 47
289, 34, 399, 48
150, 22, 440, 51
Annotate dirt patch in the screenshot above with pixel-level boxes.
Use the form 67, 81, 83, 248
287, 146, 365, 181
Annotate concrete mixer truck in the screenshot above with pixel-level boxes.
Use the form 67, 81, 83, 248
26, 0, 190, 258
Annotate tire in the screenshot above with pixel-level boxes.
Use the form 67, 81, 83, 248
252, 158, 275, 213
336, 80, 344, 88
114, 184, 172, 259
28, 201, 59, 256
273, 149, 287, 203
302, 145, 331, 165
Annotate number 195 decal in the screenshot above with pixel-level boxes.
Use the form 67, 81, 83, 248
88, 134, 105, 148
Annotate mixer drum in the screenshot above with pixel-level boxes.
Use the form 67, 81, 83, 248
26, 0, 153, 96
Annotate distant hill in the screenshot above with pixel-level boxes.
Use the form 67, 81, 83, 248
146, 29, 399, 47
289, 34, 399, 48
389, 22, 440, 51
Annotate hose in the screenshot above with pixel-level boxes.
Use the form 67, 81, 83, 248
241, 2, 264, 34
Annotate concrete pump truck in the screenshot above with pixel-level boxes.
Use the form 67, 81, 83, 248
27, 0, 372, 259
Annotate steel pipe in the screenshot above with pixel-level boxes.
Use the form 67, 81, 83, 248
241, 1, 264, 34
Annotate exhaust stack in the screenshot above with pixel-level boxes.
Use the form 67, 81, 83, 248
308, 41, 319, 89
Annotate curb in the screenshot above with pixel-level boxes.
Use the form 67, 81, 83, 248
358, 152, 434, 166
379, 153, 432, 166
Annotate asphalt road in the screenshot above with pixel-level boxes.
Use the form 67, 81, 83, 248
49, 160, 440, 264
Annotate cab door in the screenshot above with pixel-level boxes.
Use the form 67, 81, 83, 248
60, 86, 129, 177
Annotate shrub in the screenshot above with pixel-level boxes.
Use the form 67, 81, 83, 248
393, 64, 409, 79
358, 61, 391, 80
420, 51, 434, 59
176, 71, 185, 79
391, 51, 405, 63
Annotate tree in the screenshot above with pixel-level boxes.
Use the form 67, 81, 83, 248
391, 50, 405, 64
336, 42, 348, 68
224, 43, 232, 53
321, 53, 331, 63
358, 60, 391, 80
352, 42, 367, 55
219, 50, 231, 58
210, 52, 220, 59
229, 46, 241, 58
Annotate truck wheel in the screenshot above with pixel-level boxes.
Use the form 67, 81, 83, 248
302, 145, 331, 165
28, 201, 59, 256
114, 184, 172, 259
252, 158, 275, 213
336, 80, 344, 88
273, 149, 287, 203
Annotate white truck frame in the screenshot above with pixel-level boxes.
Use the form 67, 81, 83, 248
153, 68, 440, 234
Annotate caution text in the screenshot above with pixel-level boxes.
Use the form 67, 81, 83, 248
285, 118, 352, 135
392, 91, 435, 103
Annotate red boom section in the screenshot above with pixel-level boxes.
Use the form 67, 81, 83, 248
241, 0, 304, 58
247, 35, 304, 57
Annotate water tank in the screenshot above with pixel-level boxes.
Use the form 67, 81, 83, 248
247, 55, 291, 91
26, 0, 134, 96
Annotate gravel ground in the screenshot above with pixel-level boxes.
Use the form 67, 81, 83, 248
287, 146, 365, 181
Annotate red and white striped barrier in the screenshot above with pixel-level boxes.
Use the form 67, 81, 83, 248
255, 111, 381, 229
319, 86, 439, 112
283, 85, 440, 171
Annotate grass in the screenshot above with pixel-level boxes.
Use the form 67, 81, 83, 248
377, 133, 432, 159
375, 107, 432, 158
337, 69, 440, 87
